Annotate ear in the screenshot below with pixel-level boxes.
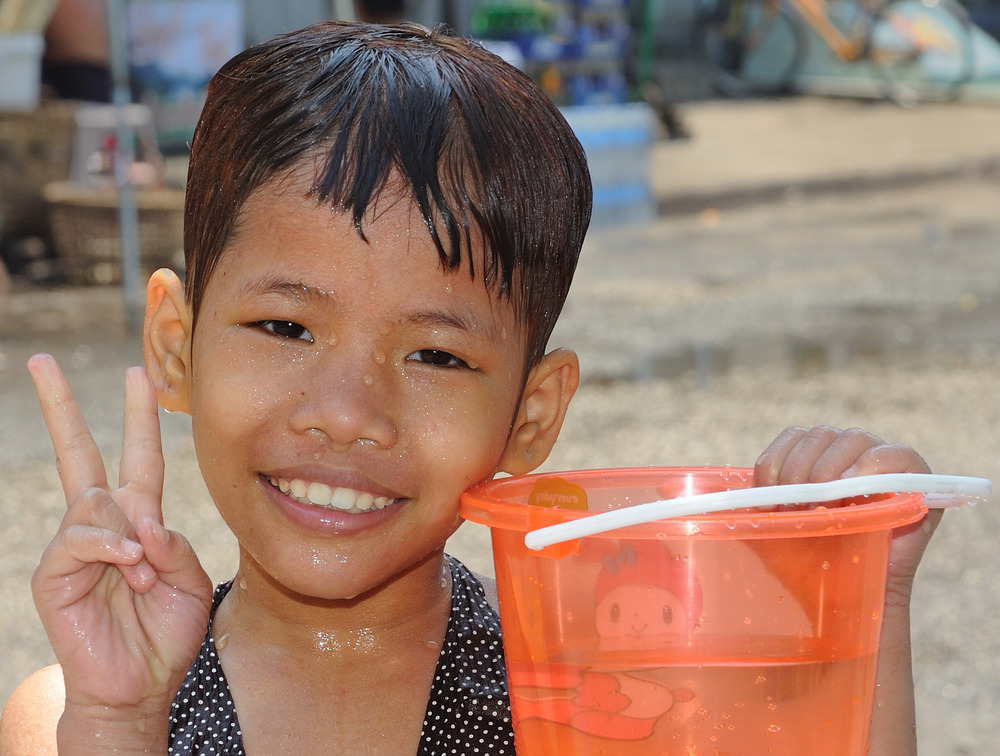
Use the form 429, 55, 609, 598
143, 268, 193, 414
498, 348, 580, 476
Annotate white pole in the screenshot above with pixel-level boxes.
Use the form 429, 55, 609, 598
105, 0, 143, 332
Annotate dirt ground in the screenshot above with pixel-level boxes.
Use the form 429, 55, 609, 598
2, 173, 999, 753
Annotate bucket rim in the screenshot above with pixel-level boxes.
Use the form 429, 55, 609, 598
460, 466, 928, 540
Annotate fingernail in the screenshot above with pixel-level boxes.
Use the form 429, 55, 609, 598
135, 561, 157, 585
122, 539, 143, 560
150, 519, 170, 546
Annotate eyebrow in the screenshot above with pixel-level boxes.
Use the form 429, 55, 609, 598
239, 277, 505, 341
238, 277, 331, 304
404, 309, 494, 339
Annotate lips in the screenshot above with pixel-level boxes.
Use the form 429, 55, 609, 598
267, 476, 398, 514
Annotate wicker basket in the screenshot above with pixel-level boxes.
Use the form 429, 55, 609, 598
43, 180, 184, 285
0, 102, 76, 239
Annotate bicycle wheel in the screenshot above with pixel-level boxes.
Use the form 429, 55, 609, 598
866, 0, 975, 103
703, 0, 806, 97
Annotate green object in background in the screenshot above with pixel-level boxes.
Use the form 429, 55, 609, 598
471, 3, 546, 40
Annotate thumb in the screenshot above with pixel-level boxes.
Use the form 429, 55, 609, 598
135, 517, 212, 599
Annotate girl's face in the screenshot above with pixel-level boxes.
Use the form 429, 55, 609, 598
185, 178, 529, 601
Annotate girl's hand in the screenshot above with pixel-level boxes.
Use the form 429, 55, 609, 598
27, 354, 213, 750
754, 425, 940, 756
753, 425, 940, 594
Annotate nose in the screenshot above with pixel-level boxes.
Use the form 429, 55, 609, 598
288, 353, 397, 451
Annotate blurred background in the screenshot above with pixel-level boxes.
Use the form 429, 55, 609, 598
1, 1, 1000, 754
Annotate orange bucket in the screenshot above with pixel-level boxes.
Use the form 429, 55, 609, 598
461, 467, 927, 755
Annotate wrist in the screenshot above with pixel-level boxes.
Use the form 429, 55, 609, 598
57, 700, 171, 755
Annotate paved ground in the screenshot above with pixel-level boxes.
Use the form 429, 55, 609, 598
2, 96, 1000, 753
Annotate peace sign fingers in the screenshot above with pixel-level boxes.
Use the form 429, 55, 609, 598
116, 365, 166, 525
27, 353, 110, 505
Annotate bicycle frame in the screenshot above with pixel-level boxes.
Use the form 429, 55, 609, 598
785, 0, 872, 61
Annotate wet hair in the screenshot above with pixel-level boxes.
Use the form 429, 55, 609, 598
184, 21, 592, 366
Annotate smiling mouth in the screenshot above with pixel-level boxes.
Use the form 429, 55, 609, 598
268, 477, 398, 514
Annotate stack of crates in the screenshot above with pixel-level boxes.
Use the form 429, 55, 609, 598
471, 0, 631, 107
472, 1, 656, 227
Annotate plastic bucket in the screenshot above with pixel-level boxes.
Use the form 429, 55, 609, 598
0, 34, 44, 111
460, 466, 927, 755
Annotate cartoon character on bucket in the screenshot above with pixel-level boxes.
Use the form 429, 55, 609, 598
510, 543, 702, 740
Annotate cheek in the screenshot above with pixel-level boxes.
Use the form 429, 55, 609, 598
405, 381, 519, 479
188, 346, 296, 462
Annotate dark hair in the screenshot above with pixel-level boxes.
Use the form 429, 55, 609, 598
184, 21, 592, 365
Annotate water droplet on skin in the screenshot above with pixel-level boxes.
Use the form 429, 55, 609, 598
313, 631, 341, 654
852, 554, 861, 564
362, 374, 373, 386
767, 724, 781, 734
238, 576, 248, 590
373, 349, 386, 365
821, 561, 831, 570
443, 283, 452, 294
216, 633, 230, 650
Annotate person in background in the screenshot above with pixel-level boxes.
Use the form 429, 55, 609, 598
41, 0, 111, 102
354, 0, 406, 25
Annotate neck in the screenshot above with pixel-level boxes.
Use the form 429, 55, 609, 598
213, 548, 454, 669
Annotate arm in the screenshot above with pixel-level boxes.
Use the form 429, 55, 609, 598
0, 666, 63, 755
754, 425, 939, 756
4, 355, 214, 755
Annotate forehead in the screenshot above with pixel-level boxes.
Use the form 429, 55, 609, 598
227, 173, 441, 272
212, 172, 522, 337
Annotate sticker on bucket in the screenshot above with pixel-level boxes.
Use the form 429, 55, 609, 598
510, 543, 700, 740
506, 539, 815, 746
528, 477, 589, 510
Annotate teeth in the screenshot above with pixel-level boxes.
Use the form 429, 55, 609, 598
331, 487, 355, 511
269, 477, 392, 514
307, 482, 333, 507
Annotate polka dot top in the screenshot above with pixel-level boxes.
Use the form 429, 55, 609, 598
167, 556, 514, 754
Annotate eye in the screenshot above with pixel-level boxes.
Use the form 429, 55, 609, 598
407, 349, 469, 368
252, 320, 314, 343
662, 605, 673, 625
609, 603, 621, 623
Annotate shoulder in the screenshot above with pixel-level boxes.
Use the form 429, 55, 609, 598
473, 572, 500, 613
447, 555, 499, 613
0, 665, 64, 755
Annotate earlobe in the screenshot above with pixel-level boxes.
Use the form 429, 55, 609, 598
498, 348, 580, 476
143, 268, 193, 414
